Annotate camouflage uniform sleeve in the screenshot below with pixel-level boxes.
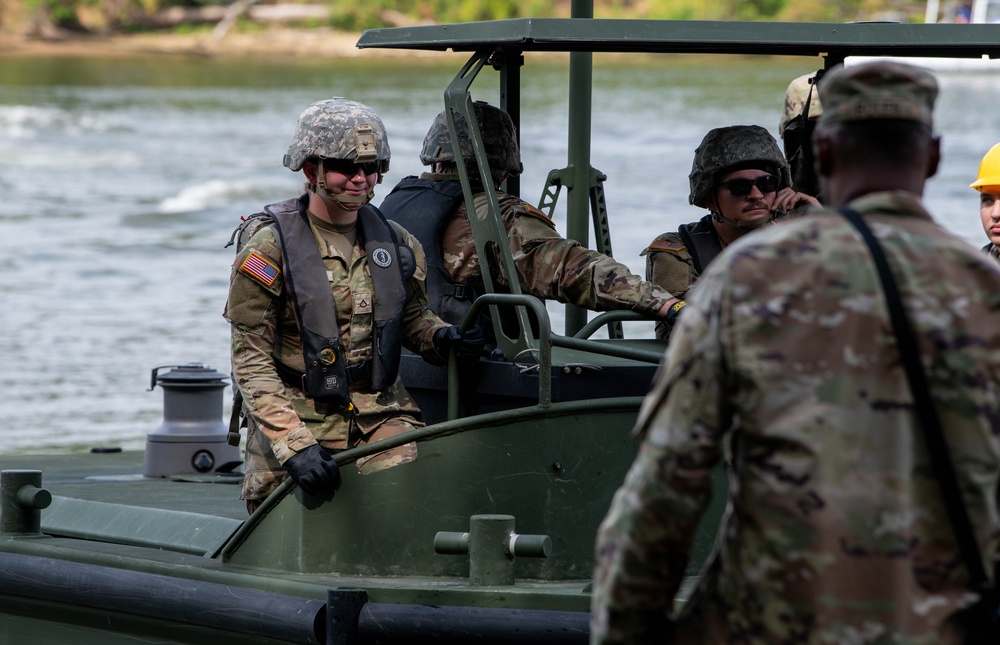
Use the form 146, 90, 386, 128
224, 225, 316, 464
591, 267, 731, 644
504, 199, 672, 315
641, 232, 695, 300
395, 224, 450, 362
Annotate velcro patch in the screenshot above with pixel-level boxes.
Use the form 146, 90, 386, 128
522, 204, 556, 227
648, 240, 686, 253
240, 251, 280, 286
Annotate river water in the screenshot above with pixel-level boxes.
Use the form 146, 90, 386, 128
1, 51, 998, 455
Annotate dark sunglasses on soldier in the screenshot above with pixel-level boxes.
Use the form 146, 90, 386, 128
321, 158, 381, 176
720, 175, 780, 196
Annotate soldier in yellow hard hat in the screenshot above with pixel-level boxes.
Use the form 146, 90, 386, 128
970, 142, 1000, 262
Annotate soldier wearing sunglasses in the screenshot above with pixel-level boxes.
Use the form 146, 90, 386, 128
642, 125, 819, 340
225, 98, 483, 513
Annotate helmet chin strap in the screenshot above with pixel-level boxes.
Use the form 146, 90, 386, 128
310, 159, 377, 207
710, 208, 774, 230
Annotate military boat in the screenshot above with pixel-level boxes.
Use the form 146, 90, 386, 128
3, 8, 1000, 644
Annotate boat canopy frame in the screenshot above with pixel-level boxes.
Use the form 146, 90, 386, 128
357, 18, 1000, 59
359, 19, 1000, 343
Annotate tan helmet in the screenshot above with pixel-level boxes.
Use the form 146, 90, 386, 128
688, 125, 791, 208
283, 97, 390, 174
971, 142, 1000, 191
779, 73, 823, 138
419, 101, 523, 176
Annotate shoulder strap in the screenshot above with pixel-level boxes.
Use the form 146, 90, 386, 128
839, 206, 990, 592
677, 214, 724, 274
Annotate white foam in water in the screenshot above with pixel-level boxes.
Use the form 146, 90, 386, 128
158, 180, 243, 213
0, 105, 64, 138
0, 104, 131, 137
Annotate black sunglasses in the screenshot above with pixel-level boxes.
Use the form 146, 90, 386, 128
320, 158, 381, 176
719, 175, 780, 196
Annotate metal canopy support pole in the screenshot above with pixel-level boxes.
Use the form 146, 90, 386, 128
498, 47, 522, 199
564, 0, 594, 337
444, 51, 534, 361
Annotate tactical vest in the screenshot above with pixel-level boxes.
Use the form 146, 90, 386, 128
266, 195, 414, 409
677, 214, 725, 275
380, 176, 476, 325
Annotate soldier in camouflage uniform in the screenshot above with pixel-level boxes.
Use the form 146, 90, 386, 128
224, 98, 482, 513
591, 61, 1000, 644
379, 101, 679, 334
779, 71, 824, 199
642, 125, 819, 339
970, 142, 1000, 263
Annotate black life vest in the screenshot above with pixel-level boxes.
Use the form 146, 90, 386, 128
379, 176, 476, 325
266, 195, 414, 409
677, 214, 725, 275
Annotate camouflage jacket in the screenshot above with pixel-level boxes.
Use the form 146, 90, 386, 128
431, 173, 673, 315
984, 242, 1000, 263
642, 231, 699, 302
592, 191, 1000, 644
224, 206, 446, 465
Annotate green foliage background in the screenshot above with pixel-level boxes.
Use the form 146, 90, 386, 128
4, 0, 937, 35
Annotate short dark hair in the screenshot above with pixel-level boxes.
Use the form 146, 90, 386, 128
819, 119, 932, 168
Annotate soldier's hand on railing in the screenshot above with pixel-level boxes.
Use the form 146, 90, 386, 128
434, 324, 485, 361
284, 444, 342, 497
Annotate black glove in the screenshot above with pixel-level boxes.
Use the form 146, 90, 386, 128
433, 324, 485, 361
664, 300, 687, 328
284, 444, 342, 497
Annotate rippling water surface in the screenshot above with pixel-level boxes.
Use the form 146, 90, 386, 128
1, 51, 997, 455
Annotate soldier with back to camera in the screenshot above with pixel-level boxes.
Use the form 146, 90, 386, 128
592, 61, 1000, 644
379, 101, 680, 336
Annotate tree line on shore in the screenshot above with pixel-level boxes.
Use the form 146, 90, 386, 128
4, 0, 934, 40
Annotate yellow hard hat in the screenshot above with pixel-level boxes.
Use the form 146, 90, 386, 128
971, 142, 1000, 190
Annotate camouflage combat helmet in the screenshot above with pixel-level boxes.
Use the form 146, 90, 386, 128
779, 73, 823, 138
283, 97, 390, 173
419, 101, 523, 176
688, 125, 791, 208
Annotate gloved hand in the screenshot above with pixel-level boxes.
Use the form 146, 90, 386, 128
663, 300, 687, 328
283, 444, 342, 497
433, 324, 485, 361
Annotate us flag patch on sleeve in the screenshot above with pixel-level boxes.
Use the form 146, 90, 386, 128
240, 251, 280, 286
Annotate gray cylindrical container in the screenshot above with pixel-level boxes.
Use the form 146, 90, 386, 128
143, 363, 241, 478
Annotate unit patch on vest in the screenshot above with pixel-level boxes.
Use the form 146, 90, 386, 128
354, 291, 373, 315
370, 247, 392, 268
240, 251, 280, 286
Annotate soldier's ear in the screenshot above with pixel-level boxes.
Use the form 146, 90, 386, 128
302, 160, 318, 183
926, 135, 941, 180
812, 132, 832, 178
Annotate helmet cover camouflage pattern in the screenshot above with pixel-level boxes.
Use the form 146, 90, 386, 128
419, 101, 523, 176
283, 97, 390, 173
688, 125, 792, 208
779, 73, 824, 137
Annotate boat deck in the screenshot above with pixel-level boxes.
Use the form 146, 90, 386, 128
0, 450, 247, 521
